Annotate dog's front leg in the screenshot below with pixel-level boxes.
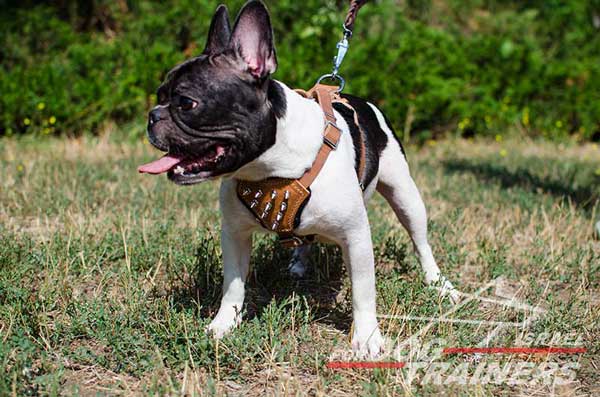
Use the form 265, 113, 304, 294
340, 218, 385, 358
207, 227, 252, 339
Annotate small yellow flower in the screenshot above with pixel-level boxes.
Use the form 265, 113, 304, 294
37, 102, 45, 110
42, 127, 51, 135
426, 139, 437, 146
49, 116, 56, 125
555, 120, 563, 128
522, 107, 530, 126
499, 149, 508, 157
484, 115, 492, 124
17, 164, 24, 172
495, 134, 503, 142
23, 118, 31, 126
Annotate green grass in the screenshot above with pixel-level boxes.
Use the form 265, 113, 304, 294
1, 134, 599, 395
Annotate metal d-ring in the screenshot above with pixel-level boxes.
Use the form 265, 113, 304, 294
316, 73, 346, 93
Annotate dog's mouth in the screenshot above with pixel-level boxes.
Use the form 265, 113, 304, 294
138, 143, 231, 185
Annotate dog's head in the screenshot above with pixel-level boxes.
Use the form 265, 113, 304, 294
139, 1, 286, 185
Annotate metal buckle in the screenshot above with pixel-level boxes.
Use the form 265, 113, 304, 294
324, 136, 338, 150
325, 120, 341, 132
280, 236, 306, 248
316, 74, 345, 93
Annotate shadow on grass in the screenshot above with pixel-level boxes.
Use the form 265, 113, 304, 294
164, 236, 353, 332
443, 158, 599, 210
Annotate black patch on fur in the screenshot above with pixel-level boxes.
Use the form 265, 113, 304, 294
333, 94, 390, 189
268, 80, 287, 119
382, 112, 406, 157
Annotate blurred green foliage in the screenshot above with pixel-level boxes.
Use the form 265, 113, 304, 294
1, 0, 599, 141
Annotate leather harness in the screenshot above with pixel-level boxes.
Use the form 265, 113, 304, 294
236, 84, 367, 248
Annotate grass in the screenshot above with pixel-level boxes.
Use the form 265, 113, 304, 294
1, 132, 599, 395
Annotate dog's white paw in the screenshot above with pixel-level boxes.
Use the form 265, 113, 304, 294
206, 312, 240, 339
352, 327, 386, 359
427, 276, 460, 304
206, 320, 234, 339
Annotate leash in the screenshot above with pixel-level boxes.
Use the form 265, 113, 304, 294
316, 0, 370, 92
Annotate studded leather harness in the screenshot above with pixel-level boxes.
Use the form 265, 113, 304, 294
236, 84, 367, 248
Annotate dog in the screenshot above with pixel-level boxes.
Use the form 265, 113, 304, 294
139, 1, 458, 357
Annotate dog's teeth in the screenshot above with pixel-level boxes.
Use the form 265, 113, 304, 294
174, 166, 185, 175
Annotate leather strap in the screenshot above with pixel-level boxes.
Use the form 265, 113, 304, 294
298, 85, 342, 188
344, 0, 370, 32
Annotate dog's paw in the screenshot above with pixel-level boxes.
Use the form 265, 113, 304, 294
351, 327, 386, 359
429, 276, 460, 304
206, 316, 239, 339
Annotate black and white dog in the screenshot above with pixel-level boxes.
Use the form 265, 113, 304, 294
139, 1, 457, 357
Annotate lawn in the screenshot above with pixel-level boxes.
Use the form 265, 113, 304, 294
1, 134, 599, 395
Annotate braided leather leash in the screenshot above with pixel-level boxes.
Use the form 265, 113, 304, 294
344, 0, 370, 32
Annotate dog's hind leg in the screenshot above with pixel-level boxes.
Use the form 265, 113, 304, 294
376, 139, 459, 303
288, 245, 311, 278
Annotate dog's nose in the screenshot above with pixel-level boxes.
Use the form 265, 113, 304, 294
149, 108, 164, 125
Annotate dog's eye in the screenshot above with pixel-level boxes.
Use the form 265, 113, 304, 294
178, 96, 198, 111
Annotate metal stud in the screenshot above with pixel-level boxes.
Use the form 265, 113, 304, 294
254, 190, 263, 199
271, 222, 279, 231
280, 202, 287, 212
270, 190, 277, 200
284, 190, 290, 200
264, 202, 273, 213
250, 200, 258, 209
242, 188, 251, 196
276, 212, 283, 222
261, 211, 268, 219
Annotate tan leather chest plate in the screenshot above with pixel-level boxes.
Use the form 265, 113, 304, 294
237, 178, 311, 234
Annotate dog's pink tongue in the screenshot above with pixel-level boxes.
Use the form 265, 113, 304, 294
138, 155, 182, 174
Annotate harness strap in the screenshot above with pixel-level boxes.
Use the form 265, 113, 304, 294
298, 84, 342, 188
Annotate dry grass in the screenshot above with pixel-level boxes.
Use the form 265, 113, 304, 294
0, 134, 599, 395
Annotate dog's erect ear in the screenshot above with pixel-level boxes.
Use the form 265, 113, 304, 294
203, 5, 232, 55
229, 1, 277, 79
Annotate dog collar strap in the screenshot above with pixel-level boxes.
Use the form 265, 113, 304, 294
236, 84, 343, 248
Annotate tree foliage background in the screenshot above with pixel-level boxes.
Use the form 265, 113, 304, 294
1, 0, 599, 142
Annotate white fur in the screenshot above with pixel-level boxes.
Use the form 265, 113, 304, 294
208, 81, 457, 357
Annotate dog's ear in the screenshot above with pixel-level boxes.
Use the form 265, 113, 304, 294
203, 5, 232, 55
229, 1, 277, 79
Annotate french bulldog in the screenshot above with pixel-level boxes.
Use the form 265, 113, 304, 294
139, 1, 458, 357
